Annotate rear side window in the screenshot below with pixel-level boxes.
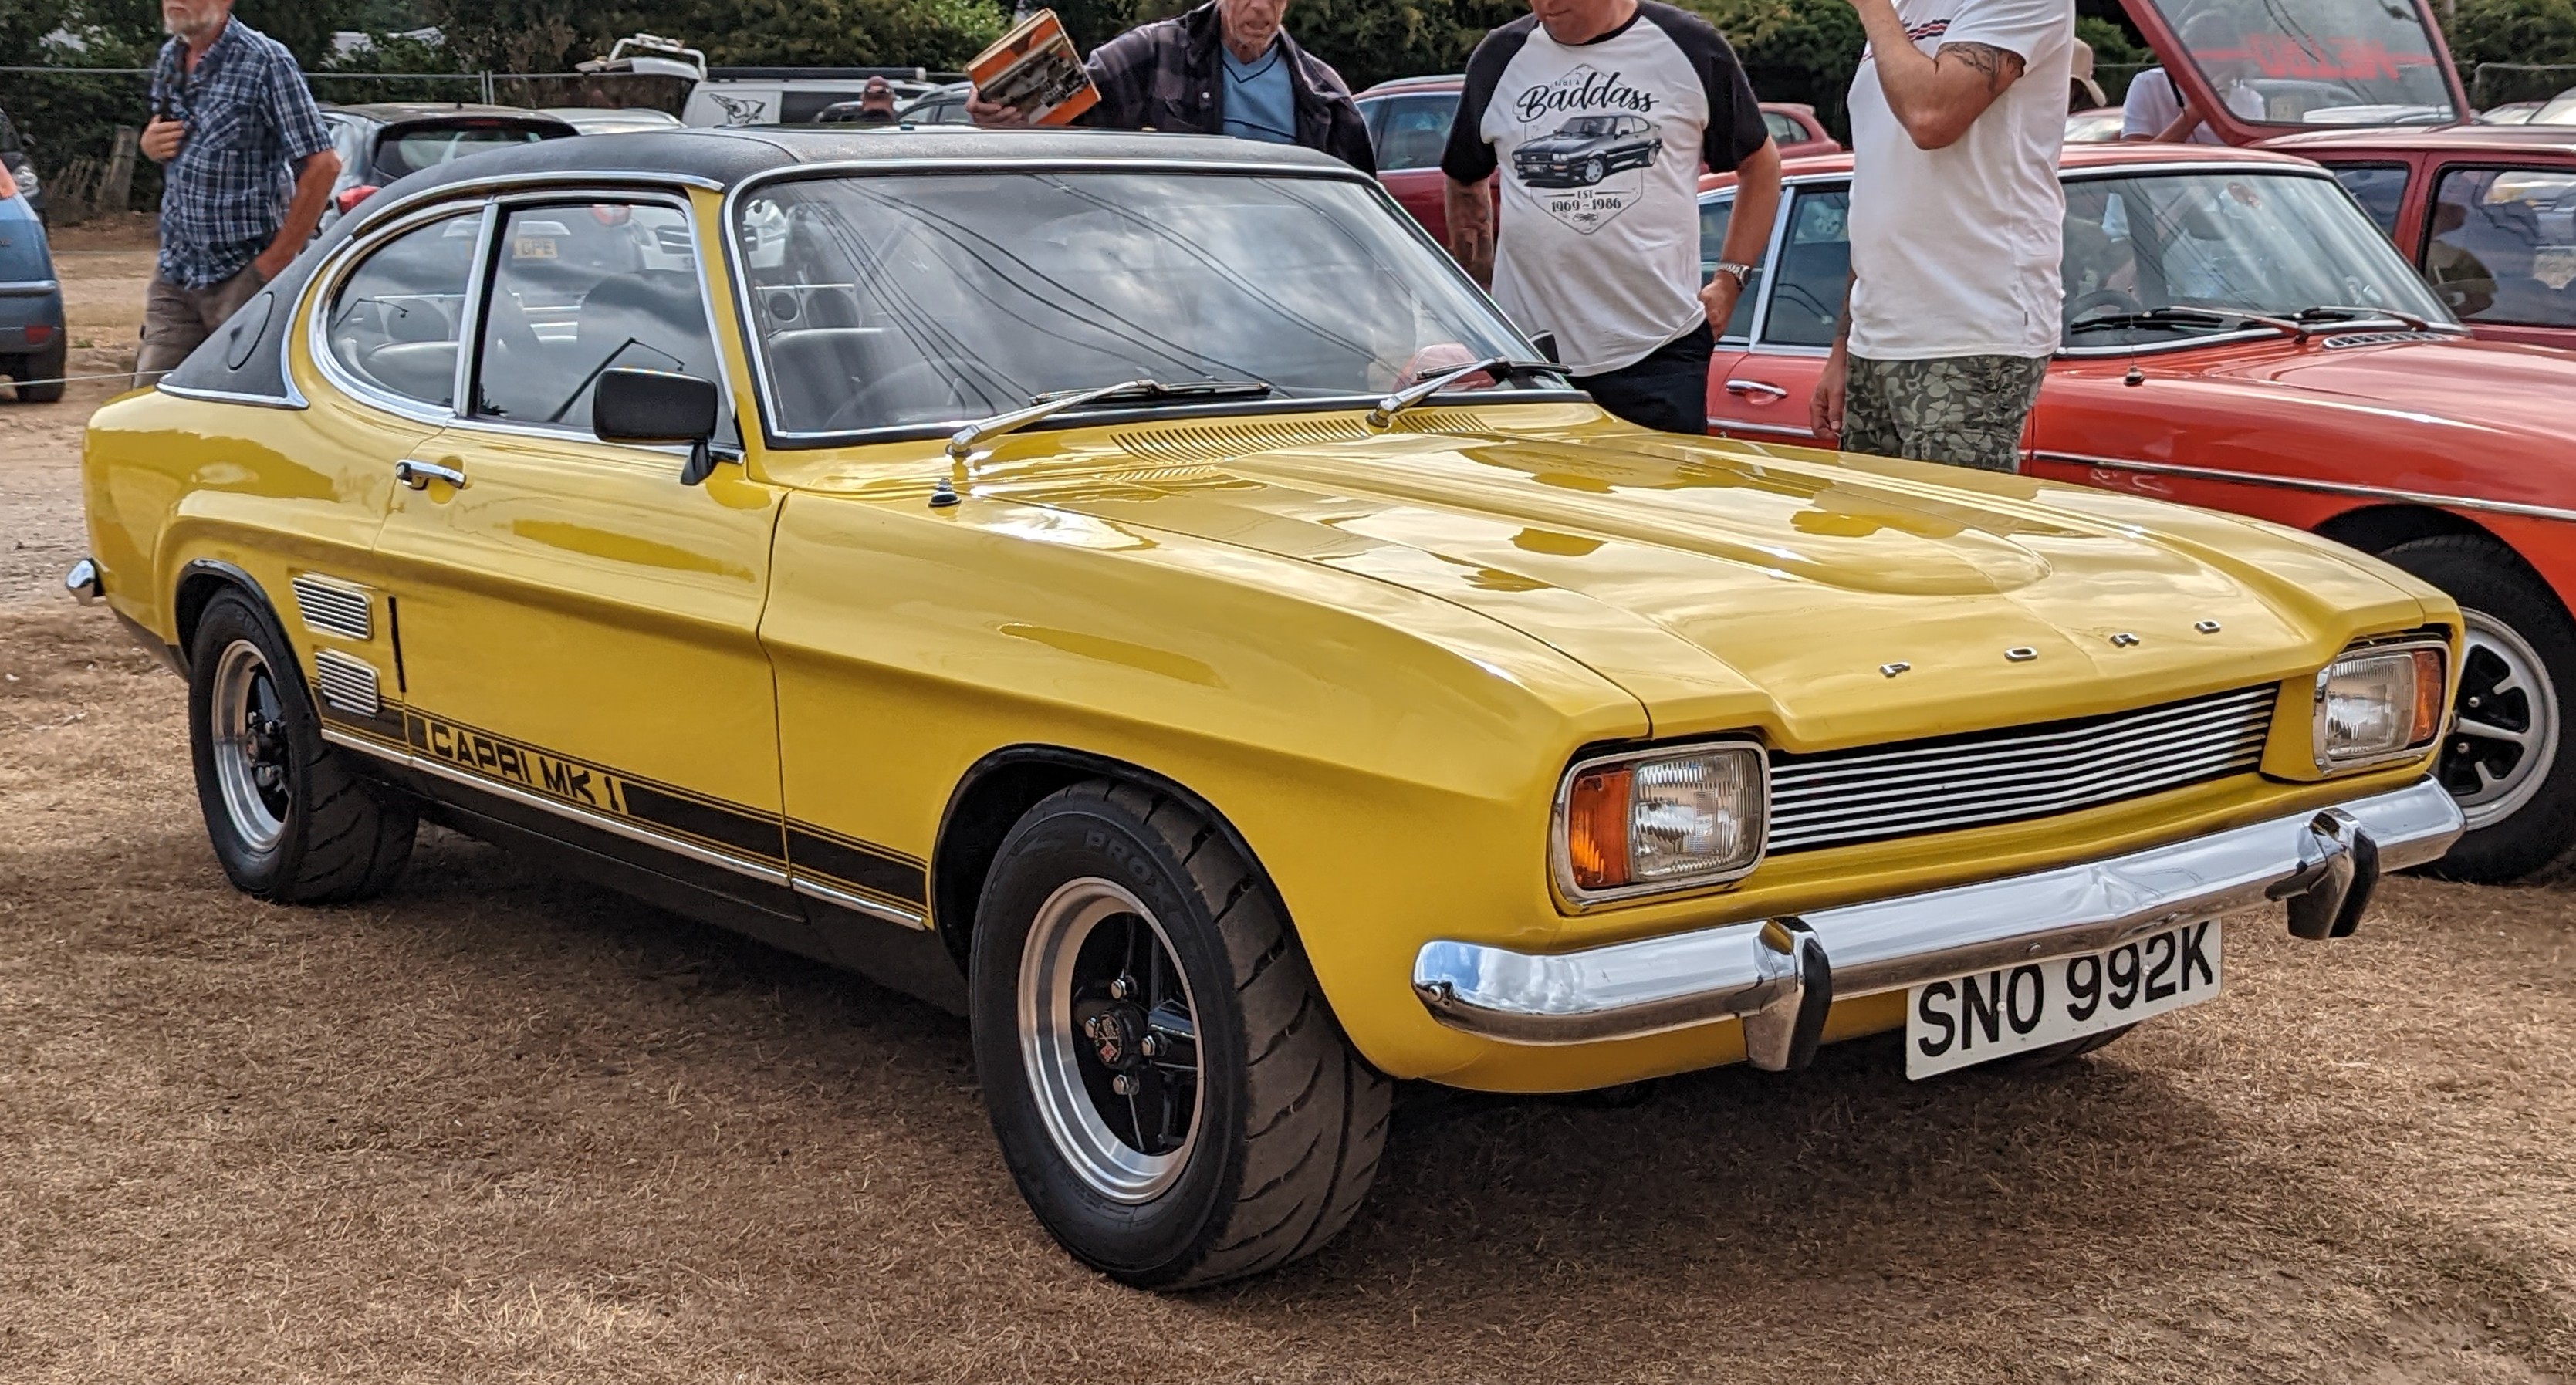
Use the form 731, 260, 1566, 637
2426, 165, 2576, 327
375, 124, 555, 180
1763, 110, 1805, 146
1367, 93, 1459, 172
323, 209, 482, 408
2328, 164, 2409, 238
471, 201, 726, 433
1760, 187, 1850, 347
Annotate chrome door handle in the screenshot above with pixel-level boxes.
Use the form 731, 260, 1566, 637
394, 458, 466, 490
1724, 378, 1790, 400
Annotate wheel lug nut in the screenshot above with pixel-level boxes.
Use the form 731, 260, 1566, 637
1140, 1035, 1159, 1058
1111, 1074, 1138, 1096
1108, 976, 1133, 1001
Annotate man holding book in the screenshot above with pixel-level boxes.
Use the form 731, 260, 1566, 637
966, 1, 1376, 173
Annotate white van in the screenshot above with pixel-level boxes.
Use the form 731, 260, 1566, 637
579, 35, 955, 129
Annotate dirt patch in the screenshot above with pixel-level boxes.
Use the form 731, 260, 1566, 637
2, 603, 2572, 1384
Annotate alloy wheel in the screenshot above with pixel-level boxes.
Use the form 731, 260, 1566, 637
2439, 607, 2561, 831
209, 638, 292, 852
1017, 877, 1205, 1203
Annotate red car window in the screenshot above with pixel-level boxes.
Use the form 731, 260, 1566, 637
2426, 165, 2576, 328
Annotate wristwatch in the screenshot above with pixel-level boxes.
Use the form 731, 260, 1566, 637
1712, 261, 1756, 289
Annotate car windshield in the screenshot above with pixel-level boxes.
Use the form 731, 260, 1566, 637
732, 171, 1540, 436
2061, 170, 2451, 344
2129, 0, 2459, 127
1561, 116, 1620, 136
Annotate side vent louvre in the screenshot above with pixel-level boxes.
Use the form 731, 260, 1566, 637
1112, 409, 1488, 462
292, 575, 373, 641
312, 649, 381, 717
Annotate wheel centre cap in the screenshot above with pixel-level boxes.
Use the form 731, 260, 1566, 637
1083, 1008, 1143, 1070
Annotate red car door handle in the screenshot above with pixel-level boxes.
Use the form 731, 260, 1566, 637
1725, 378, 1789, 401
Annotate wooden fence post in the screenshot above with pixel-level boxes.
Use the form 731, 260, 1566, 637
103, 126, 137, 215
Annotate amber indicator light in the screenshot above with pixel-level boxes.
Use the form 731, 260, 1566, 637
2409, 647, 2446, 746
1566, 765, 1632, 891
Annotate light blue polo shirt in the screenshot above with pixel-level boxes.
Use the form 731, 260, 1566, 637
1220, 41, 1296, 144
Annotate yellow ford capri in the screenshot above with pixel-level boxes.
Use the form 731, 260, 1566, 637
74, 129, 2465, 1288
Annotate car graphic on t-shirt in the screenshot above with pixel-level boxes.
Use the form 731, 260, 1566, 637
1511, 113, 1660, 187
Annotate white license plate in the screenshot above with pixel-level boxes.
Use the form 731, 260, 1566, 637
1905, 920, 2220, 1079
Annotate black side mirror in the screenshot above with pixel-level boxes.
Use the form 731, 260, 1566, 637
594, 367, 723, 485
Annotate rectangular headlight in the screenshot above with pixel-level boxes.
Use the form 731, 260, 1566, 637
2313, 642, 2446, 770
1555, 741, 1768, 903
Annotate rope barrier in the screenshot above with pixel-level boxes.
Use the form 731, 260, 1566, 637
2, 368, 167, 391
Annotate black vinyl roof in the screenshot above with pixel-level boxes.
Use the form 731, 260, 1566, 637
159, 124, 1356, 409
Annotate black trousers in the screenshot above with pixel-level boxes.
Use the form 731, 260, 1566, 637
1571, 321, 1713, 435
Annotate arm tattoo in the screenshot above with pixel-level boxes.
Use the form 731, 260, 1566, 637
1937, 42, 2026, 95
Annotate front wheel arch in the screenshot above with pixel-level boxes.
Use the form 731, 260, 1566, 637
931, 746, 1276, 978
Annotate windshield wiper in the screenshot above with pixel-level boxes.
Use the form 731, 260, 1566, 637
946, 377, 1273, 461
2065, 306, 2310, 340
1366, 356, 1570, 428
2294, 304, 2450, 333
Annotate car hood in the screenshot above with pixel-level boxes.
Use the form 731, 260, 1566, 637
1518, 134, 1607, 156
948, 408, 2439, 748
2044, 335, 2576, 518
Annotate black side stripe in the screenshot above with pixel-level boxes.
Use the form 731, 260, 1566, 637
787, 824, 930, 906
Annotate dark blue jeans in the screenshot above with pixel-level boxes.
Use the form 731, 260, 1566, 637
1572, 321, 1712, 435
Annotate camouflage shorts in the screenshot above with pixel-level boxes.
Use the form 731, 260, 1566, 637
1841, 354, 2048, 473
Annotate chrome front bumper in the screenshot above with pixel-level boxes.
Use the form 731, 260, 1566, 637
1413, 778, 2463, 1069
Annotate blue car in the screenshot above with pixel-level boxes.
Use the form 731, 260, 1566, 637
0, 161, 64, 404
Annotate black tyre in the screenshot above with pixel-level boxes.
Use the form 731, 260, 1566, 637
2380, 536, 2576, 883
187, 590, 416, 903
969, 780, 1391, 1289
12, 339, 65, 404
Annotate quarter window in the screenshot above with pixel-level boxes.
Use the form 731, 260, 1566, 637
1365, 93, 1461, 173
469, 201, 726, 434
2426, 166, 2576, 327
1759, 187, 1850, 348
2328, 164, 2409, 238
1695, 196, 1763, 340
323, 208, 481, 409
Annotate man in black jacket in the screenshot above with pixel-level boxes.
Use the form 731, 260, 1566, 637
967, 0, 1375, 173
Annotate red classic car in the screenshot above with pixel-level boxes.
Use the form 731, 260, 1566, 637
2118, 0, 2576, 350
1699, 142, 2576, 883
1354, 74, 1837, 244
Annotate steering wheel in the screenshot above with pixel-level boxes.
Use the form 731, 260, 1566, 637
2066, 288, 2144, 323
820, 361, 972, 433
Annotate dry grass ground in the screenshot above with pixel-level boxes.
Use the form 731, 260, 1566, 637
2, 227, 2573, 1383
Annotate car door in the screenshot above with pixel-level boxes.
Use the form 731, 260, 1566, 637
1703, 181, 1840, 445
369, 190, 800, 921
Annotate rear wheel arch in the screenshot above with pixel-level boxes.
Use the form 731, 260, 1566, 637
2312, 503, 2493, 563
930, 747, 1274, 978
173, 559, 276, 674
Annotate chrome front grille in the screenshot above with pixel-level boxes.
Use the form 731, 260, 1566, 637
1766, 684, 2278, 854
292, 574, 372, 641
312, 649, 382, 717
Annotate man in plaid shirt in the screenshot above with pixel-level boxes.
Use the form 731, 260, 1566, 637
966, 0, 1374, 172
135, 0, 339, 383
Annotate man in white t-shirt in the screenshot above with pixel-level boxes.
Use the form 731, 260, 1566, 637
1438, 0, 1781, 434
1810, 0, 2074, 471
2121, 63, 2263, 143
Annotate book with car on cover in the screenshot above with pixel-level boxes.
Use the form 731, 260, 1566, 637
967, 8, 1098, 126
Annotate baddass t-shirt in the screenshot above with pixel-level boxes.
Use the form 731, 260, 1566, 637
1441, 4, 1768, 376
1846, 0, 2073, 360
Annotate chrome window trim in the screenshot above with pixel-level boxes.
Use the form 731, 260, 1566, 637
2030, 450, 2576, 525
319, 725, 793, 887
306, 198, 492, 427
718, 158, 1567, 450
306, 187, 745, 461
2314, 637, 2452, 774
345, 167, 724, 239
1549, 738, 1771, 911
157, 382, 308, 410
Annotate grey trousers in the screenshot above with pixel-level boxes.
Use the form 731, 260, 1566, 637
135, 262, 266, 386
